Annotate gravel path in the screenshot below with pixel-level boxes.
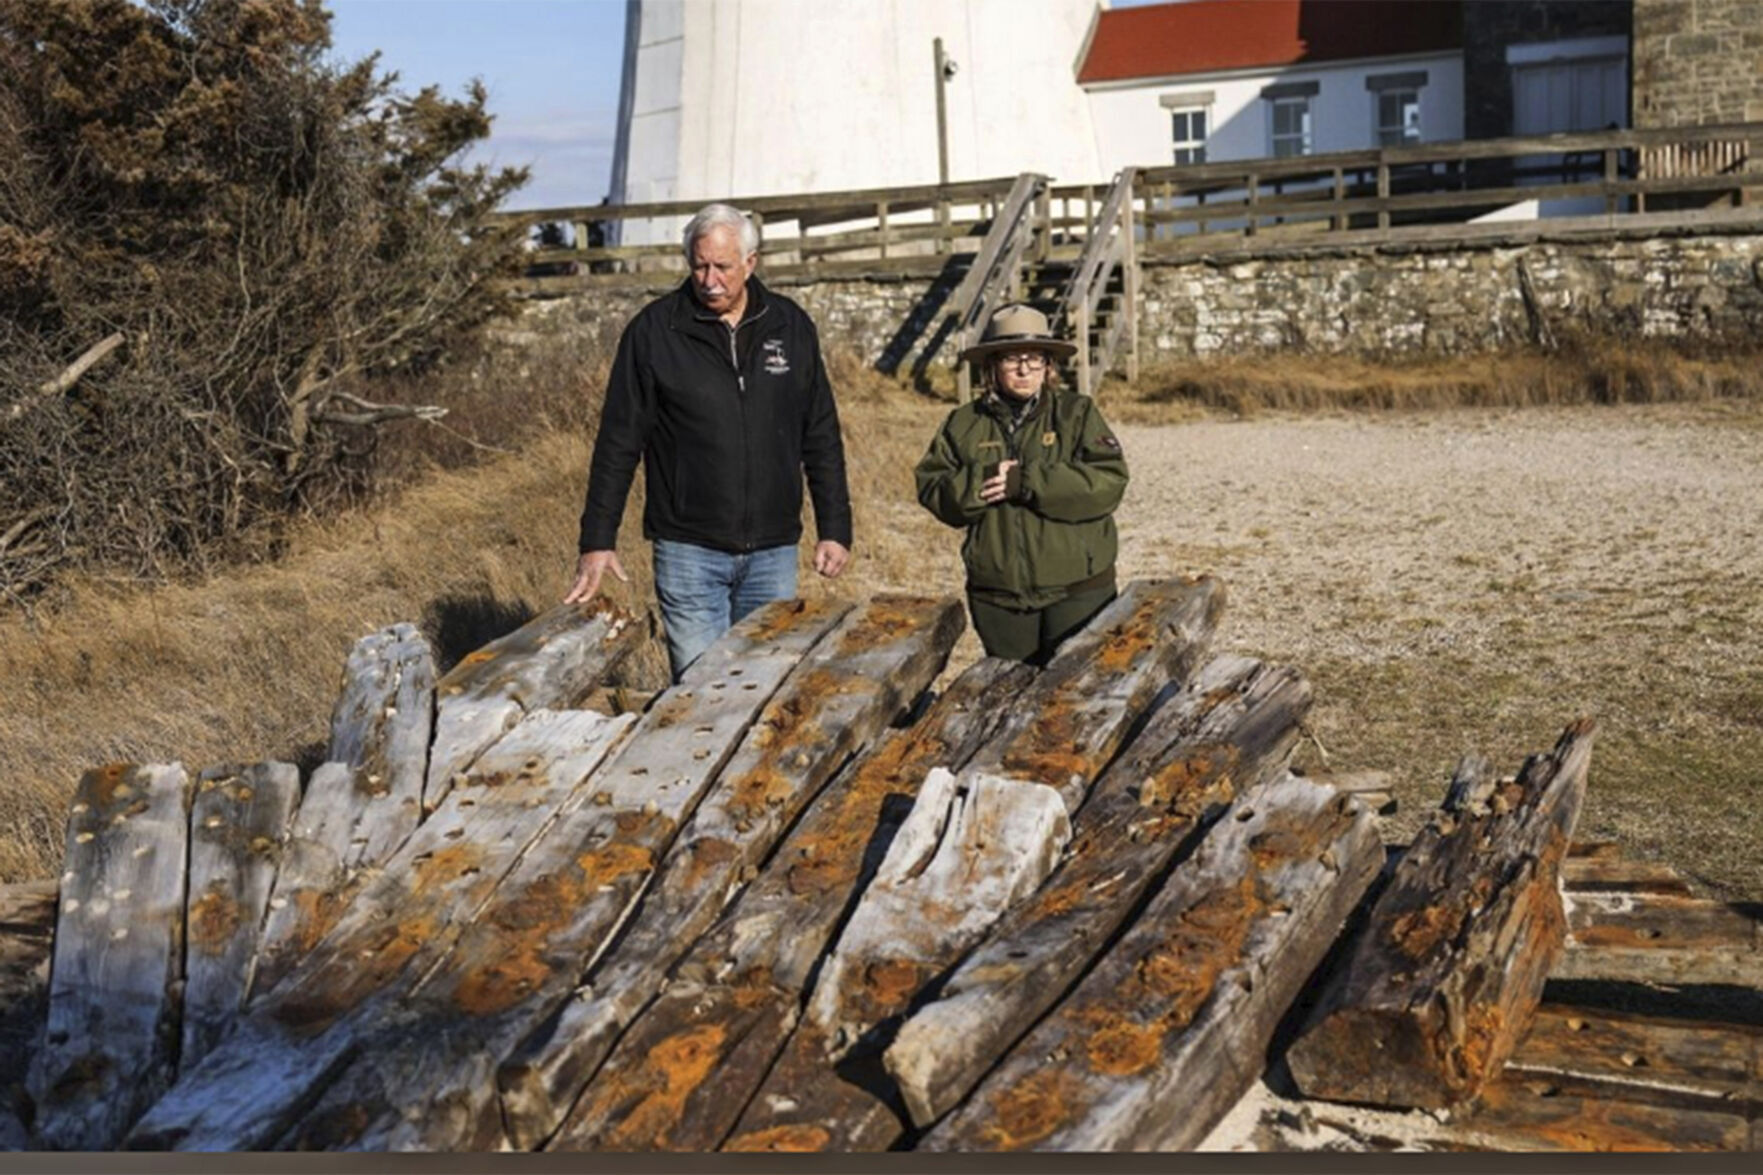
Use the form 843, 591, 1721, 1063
1108, 402, 1763, 894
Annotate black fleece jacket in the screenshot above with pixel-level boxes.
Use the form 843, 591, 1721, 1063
578, 278, 853, 554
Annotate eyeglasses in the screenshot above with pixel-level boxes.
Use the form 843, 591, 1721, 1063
998, 352, 1048, 371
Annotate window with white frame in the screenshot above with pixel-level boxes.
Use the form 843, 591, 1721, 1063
1171, 107, 1208, 164
1262, 81, 1317, 157
1160, 91, 1213, 166
1368, 70, 1427, 148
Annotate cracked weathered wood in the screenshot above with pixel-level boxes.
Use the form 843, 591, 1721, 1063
1504, 1004, 1763, 1110
425, 600, 642, 811
262, 598, 851, 1151
921, 772, 1382, 1152
325, 621, 436, 830
1560, 856, 1695, 898
126, 710, 631, 1152
723, 579, 1223, 1154
961, 576, 1224, 812
28, 764, 192, 1150
1286, 719, 1596, 1111
482, 595, 961, 1154
886, 656, 1312, 1129
181, 762, 301, 1073
512, 657, 1031, 1152
1556, 893, 1763, 988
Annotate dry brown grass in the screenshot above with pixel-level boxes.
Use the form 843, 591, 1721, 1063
1111, 339, 1763, 423
4, 337, 1762, 898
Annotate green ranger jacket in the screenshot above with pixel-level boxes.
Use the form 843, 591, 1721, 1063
915, 387, 1128, 610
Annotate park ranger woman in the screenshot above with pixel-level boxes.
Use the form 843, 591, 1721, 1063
914, 303, 1128, 665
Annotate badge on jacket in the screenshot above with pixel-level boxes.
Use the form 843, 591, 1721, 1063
1099, 434, 1120, 450
1041, 431, 1056, 447
762, 339, 790, 375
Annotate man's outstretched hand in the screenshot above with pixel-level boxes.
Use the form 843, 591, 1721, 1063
565, 549, 628, 603
814, 540, 850, 579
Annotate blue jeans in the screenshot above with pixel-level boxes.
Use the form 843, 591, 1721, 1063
652, 540, 798, 681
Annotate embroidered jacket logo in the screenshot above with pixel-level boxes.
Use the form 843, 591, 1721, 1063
762, 339, 790, 375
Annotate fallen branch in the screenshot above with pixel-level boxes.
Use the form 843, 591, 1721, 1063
310, 390, 448, 427
4, 332, 126, 423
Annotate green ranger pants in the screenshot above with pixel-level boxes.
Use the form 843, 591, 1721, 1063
967, 575, 1117, 667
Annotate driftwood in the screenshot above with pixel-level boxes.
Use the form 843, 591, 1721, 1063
489, 595, 961, 1153
521, 657, 1032, 1152
1286, 720, 1596, 1110
1556, 892, 1763, 988
424, 600, 642, 811
265, 598, 852, 1151
181, 763, 301, 1072
27, 764, 192, 1150
127, 710, 632, 1151
921, 773, 1383, 1151
886, 656, 1313, 1129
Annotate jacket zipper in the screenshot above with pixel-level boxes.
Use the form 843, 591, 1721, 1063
726, 319, 751, 551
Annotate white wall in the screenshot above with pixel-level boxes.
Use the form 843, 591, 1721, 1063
615, 0, 1102, 210
1085, 51, 1465, 172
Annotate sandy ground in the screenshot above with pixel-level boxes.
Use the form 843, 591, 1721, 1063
1102, 401, 1763, 894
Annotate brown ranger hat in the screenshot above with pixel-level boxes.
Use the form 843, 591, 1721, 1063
957, 302, 1078, 365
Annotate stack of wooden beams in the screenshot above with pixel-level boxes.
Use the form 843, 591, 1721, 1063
0, 577, 1753, 1153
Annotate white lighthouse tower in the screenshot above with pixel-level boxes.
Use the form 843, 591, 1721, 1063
609, 0, 1105, 211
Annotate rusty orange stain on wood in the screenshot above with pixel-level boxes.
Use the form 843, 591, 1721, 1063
189, 883, 241, 956
679, 837, 741, 892
830, 594, 937, 653
739, 598, 821, 645
84, 763, 132, 812
861, 956, 927, 1014
1141, 745, 1239, 815
978, 1067, 1083, 1150
592, 1022, 730, 1149
577, 842, 656, 890
451, 868, 601, 1016
1084, 1017, 1165, 1077
272, 911, 440, 1036
723, 1123, 833, 1152
998, 699, 1092, 786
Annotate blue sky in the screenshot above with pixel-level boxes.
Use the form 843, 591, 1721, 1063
325, 0, 1168, 213
328, 0, 629, 212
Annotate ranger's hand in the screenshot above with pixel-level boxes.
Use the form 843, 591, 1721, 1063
980, 459, 1020, 504
564, 550, 628, 603
814, 540, 850, 578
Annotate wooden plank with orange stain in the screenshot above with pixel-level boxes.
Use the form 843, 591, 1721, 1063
126, 709, 631, 1152
1286, 720, 1596, 1112
534, 657, 1032, 1153
264, 598, 850, 1152
919, 772, 1382, 1151
491, 594, 963, 1154
424, 599, 641, 812
886, 656, 1312, 1130
180, 762, 300, 1073
1504, 1004, 1763, 1107
1556, 893, 1763, 989
962, 576, 1224, 812
1560, 857, 1695, 898
27, 764, 193, 1150
1451, 1078, 1751, 1152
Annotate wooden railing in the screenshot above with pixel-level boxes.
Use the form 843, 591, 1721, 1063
945, 173, 1050, 400
1057, 167, 1138, 398
1127, 120, 1760, 252
490, 176, 1029, 280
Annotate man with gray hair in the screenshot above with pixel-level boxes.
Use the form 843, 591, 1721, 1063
566, 203, 853, 680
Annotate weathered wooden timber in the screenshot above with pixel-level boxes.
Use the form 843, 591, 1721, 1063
1285, 719, 1596, 1111
127, 709, 633, 1151
516, 657, 1032, 1152
16, 575, 1763, 1155
921, 771, 1384, 1151
489, 594, 961, 1153
424, 600, 642, 812
181, 762, 300, 1071
886, 656, 1312, 1129
722, 577, 1223, 1153
27, 764, 193, 1150
262, 598, 852, 1151
326, 622, 436, 828
961, 576, 1225, 813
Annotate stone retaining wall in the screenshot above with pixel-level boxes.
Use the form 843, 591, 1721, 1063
505, 225, 1763, 372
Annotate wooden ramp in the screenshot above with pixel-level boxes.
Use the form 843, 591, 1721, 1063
0, 578, 1758, 1153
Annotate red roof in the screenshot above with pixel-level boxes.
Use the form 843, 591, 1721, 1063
1078, 0, 1462, 86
